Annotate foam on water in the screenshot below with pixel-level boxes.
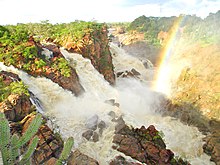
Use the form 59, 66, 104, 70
0, 45, 214, 164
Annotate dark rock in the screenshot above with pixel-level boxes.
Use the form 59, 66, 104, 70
86, 115, 99, 130
105, 99, 120, 107
108, 111, 116, 119
82, 130, 93, 141
44, 157, 57, 165
110, 155, 142, 165
203, 131, 220, 164
0, 71, 20, 84
159, 149, 174, 163
98, 120, 106, 129
92, 132, 99, 142
114, 116, 127, 134
65, 25, 115, 85
116, 69, 141, 79
131, 68, 141, 76
67, 150, 99, 165
105, 99, 115, 105
0, 94, 33, 122
98, 120, 106, 134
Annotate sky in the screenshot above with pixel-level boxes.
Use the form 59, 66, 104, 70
0, 0, 219, 24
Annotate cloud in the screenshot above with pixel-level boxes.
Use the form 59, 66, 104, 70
0, 0, 219, 24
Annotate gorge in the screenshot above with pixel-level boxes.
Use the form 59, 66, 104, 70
0, 13, 220, 165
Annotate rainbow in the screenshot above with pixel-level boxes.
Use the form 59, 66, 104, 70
153, 15, 185, 95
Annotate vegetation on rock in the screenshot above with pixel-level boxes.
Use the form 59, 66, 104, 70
0, 21, 115, 85
0, 75, 29, 102
124, 10, 220, 46
0, 71, 75, 164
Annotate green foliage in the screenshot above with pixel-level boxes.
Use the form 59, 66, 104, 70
0, 113, 42, 165
0, 26, 9, 38
23, 46, 38, 60
0, 21, 107, 78
52, 58, 71, 77
34, 59, 46, 69
126, 11, 220, 46
0, 77, 29, 102
56, 137, 74, 165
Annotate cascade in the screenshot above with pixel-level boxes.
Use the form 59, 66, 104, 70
29, 91, 44, 114
110, 43, 154, 82
0, 43, 214, 164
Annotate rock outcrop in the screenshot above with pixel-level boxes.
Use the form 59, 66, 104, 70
33, 39, 84, 96
112, 116, 190, 165
67, 150, 99, 165
0, 71, 63, 164
116, 68, 141, 79
1, 36, 84, 96
0, 71, 34, 121
64, 25, 115, 85
110, 155, 142, 165
21, 114, 63, 164
0, 71, 101, 164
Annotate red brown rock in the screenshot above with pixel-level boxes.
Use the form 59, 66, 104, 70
65, 25, 115, 85
67, 150, 99, 165
112, 117, 190, 165
21, 114, 63, 164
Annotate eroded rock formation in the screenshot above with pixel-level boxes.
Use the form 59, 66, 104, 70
64, 25, 115, 85
112, 116, 190, 165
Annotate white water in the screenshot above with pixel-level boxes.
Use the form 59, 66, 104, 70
110, 43, 154, 82
0, 45, 214, 165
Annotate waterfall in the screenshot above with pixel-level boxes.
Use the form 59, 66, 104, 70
29, 91, 44, 114
0, 44, 214, 164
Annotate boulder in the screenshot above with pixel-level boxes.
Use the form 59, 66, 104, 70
67, 150, 99, 165
112, 117, 190, 165
86, 115, 99, 130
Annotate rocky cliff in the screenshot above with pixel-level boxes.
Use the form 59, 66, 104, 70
0, 71, 100, 165
0, 32, 84, 96
0, 71, 64, 164
64, 25, 115, 85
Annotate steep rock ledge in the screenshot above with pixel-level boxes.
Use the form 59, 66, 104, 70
0, 35, 84, 96
64, 25, 115, 85
0, 71, 64, 164
36, 42, 84, 96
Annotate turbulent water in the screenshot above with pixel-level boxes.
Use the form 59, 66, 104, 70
0, 44, 214, 165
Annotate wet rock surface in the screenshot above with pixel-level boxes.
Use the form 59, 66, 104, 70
105, 99, 120, 107
67, 149, 99, 165
38, 43, 84, 96
116, 68, 141, 79
110, 155, 142, 165
0, 71, 63, 164
82, 115, 107, 142
65, 25, 115, 85
112, 117, 190, 165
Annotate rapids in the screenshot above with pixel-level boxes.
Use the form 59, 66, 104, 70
0, 44, 214, 165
